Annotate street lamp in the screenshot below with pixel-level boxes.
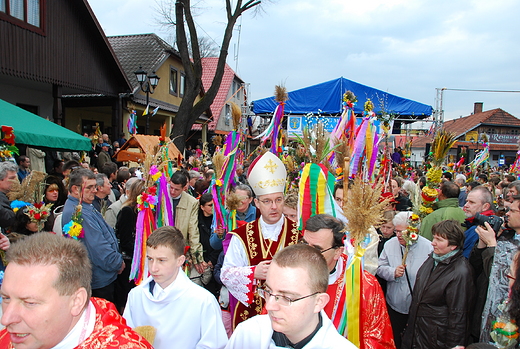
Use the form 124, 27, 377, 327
134, 66, 160, 135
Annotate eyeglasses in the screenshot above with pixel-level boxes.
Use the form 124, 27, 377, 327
509, 208, 520, 214
258, 197, 284, 206
298, 239, 337, 254
257, 287, 319, 306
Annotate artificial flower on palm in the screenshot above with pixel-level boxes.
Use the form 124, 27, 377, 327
402, 213, 420, 264
63, 204, 84, 240
0, 125, 18, 161
25, 201, 54, 232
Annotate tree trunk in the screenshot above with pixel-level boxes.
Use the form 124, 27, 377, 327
170, 0, 261, 154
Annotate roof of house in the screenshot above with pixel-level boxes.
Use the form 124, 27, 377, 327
108, 34, 180, 93
410, 108, 520, 150
114, 134, 182, 162
192, 57, 242, 131
442, 108, 520, 138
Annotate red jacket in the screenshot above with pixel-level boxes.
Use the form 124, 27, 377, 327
0, 297, 153, 349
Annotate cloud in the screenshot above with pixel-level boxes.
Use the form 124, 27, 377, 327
88, 0, 520, 120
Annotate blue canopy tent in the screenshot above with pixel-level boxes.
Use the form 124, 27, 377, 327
253, 77, 433, 118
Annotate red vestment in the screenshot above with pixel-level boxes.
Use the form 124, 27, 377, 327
325, 254, 396, 349
0, 297, 153, 349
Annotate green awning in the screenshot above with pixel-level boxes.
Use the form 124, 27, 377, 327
0, 99, 92, 151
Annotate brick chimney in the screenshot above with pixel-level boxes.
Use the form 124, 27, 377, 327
474, 102, 483, 114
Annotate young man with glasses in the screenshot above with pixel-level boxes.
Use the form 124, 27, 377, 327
226, 244, 356, 348
221, 152, 300, 329
302, 214, 396, 348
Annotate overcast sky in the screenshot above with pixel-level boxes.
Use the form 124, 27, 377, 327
88, 0, 520, 122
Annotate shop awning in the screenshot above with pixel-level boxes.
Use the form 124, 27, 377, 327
0, 99, 92, 151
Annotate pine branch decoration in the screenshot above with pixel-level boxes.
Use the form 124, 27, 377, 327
295, 123, 336, 169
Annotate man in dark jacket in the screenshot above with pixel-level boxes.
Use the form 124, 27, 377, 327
92, 173, 112, 217
391, 177, 412, 211
0, 162, 17, 233
402, 219, 474, 349
62, 168, 124, 303
97, 143, 113, 170
462, 186, 496, 258
419, 181, 466, 241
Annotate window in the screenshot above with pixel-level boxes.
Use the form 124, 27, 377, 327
9, 0, 23, 20
27, 0, 39, 26
0, 0, 44, 33
512, 129, 519, 135
180, 73, 185, 97
224, 104, 231, 126
16, 103, 38, 115
169, 67, 178, 95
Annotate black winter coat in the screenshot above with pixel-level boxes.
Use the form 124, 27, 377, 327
0, 191, 15, 232
401, 250, 475, 349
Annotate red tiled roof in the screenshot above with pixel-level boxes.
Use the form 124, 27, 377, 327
408, 108, 520, 150
442, 108, 520, 138
192, 58, 239, 131
411, 135, 433, 148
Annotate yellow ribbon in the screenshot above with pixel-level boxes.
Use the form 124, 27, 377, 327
345, 246, 365, 346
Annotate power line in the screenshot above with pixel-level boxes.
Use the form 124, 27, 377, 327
441, 88, 520, 93
434, 87, 520, 128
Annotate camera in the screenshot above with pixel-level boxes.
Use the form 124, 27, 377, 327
473, 213, 503, 234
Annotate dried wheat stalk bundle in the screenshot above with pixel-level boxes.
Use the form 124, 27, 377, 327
343, 177, 388, 245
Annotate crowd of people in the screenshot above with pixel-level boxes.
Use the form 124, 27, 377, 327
0, 133, 519, 349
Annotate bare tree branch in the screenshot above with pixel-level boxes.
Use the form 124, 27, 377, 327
164, 0, 262, 152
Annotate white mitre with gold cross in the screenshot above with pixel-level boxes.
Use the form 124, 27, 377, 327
247, 151, 286, 196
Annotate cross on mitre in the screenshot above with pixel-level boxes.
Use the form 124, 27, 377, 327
264, 159, 278, 174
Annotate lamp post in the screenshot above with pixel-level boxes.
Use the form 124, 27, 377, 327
134, 66, 160, 135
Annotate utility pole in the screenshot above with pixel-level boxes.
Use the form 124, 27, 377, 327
434, 87, 446, 131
